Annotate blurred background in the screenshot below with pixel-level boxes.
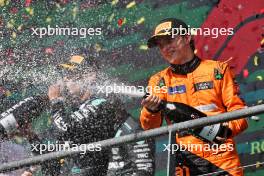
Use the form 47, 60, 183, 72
0, 0, 263, 175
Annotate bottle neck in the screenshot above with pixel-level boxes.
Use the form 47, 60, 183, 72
158, 100, 166, 111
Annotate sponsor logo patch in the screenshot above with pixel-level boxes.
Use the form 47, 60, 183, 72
155, 21, 172, 34
214, 68, 223, 80
157, 77, 166, 88
194, 81, 214, 91
168, 85, 186, 94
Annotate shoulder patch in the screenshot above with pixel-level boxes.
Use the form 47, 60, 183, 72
214, 68, 223, 80
157, 77, 166, 87
214, 61, 229, 80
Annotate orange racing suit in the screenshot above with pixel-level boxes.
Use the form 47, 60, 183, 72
140, 59, 248, 176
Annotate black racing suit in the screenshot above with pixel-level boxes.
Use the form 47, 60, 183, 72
0, 95, 155, 175
42, 95, 155, 176
107, 116, 155, 176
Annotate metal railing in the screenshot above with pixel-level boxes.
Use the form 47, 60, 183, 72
0, 104, 264, 174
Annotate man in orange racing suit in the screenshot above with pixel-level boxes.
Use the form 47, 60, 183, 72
140, 18, 248, 176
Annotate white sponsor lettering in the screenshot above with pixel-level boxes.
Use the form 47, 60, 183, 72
194, 103, 217, 112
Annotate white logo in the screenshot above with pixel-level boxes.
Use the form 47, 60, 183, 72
54, 113, 68, 131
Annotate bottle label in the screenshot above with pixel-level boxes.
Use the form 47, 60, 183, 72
198, 123, 221, 142
0, 113, 18, 134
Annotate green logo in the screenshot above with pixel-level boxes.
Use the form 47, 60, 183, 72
158, 78, 166, 87
215, 73, 223, 79
214, 68, 223, 80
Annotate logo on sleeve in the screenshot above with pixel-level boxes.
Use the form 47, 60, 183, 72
214, 68, 223, 80
53, 113, 68, 131
194, 81, 214, 91
157, 77, 166, 88
168, 85, 186, 94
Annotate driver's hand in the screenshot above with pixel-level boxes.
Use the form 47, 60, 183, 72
215, 122, 230, 142
21, 171, 32, 176
141, 94, 161, 112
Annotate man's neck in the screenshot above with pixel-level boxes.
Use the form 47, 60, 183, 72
170, 54, 201, 75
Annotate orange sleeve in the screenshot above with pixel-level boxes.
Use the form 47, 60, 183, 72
140, 73, 167, 130
221, 63, 248, 137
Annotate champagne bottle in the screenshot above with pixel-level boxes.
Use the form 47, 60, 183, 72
143, 94, 232, 143
0, 95, 49, 139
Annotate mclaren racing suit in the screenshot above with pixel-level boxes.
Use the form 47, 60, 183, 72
140, 57, 248, 176
32, 95, 155, 176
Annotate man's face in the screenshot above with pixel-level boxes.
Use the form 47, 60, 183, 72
156, 35, 190, 64
63, 72, 97, 105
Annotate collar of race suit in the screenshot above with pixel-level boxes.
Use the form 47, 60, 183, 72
170, 55, 201, 75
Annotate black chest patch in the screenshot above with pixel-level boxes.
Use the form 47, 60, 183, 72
194, 81, 214, 91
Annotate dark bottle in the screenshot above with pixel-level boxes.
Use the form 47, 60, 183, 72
144, 94, 231, 143
0, 95, 49, 139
